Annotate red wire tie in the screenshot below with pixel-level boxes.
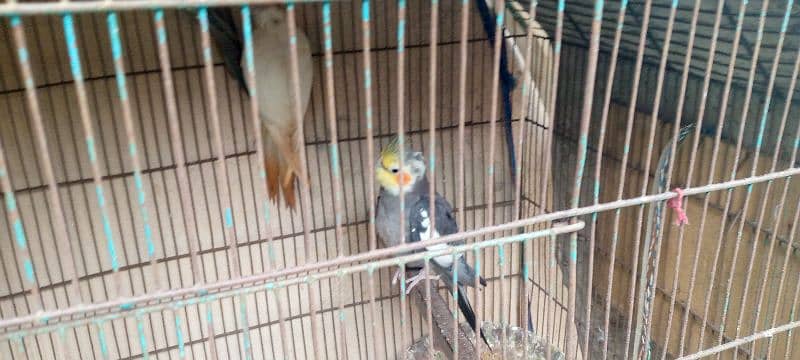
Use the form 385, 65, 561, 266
667, 187, 689, 226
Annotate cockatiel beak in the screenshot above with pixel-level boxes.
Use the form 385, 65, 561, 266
396, 171, 412, 187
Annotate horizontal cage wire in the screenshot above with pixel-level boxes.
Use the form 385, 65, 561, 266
0, 0, 800, 359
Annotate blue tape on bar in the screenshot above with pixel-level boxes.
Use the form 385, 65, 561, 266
145, 224, 155, 258
134, 173, 145, 205
224, 207, 233, 228
17, 46, 29, 63
137, 317, 149, 359
87, 137, 97, 162
96, 185, 106, 207
10, 16, 21, 27
330, 145, 339, 174
107, 13, 128, 101
98, 324, 109, 357
63, 14, 84, 79
5, 192, 16, 211
157, 24, 166, 45
13, 219, 27, 249
323, 1, 331, 22
365, 69, 371, 87
558, 0, 565, 12
242, 6, 255, 74
595, 0, 604, 20
362, 0, 370, 21
175, 315, 185, 358
23, 259, 34, 283
782, 0, 794, 33
108, 13, 122, 60
102, 213, 119, 270
198, 7, 208, 32
397, 19, 405, 52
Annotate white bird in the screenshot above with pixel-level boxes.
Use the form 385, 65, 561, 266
207, 5, 313, 209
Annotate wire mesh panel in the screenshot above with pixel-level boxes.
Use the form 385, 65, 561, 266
1, 0, 800, 359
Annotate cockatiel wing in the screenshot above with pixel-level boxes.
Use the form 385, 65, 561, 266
408, 193, 488, 344
407, 194, 485, 288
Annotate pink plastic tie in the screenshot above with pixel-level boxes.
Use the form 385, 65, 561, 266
667, 187, 688, 226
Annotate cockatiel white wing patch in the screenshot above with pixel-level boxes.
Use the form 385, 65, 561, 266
408, 195, 461, 268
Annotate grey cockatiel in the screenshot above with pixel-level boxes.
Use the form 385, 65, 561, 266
205, 5, 313, 209
375, 138, 488, 344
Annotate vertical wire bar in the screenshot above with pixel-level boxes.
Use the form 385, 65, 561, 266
107, 11, 156, 301
484, 0, 505, 236
0, 139, 42, 311
196, 8, 255, 359
359, 1, 381, 357
366, 265, 379, 358
731, 2, 794, 357
454, 5, 470, 351
763, 187, 800, 358
285, 3, 322, 358
657, 1, 702, 357
676, 0, 739, 355
174, 309, 186, 358
628, 1, 679, 357
321, 0, 344, 261
240, 5, 277, 273
782, 273, 800, 360
473, 247, 483, 359
546, 232, 556, 360
697, 0, 770, 352
451, 252, 460, 358
455, 0, 469, 232
544, 1, 564, 356
267, 283, 293, 360
97, 321, 110, 360
479, 0, 507, 355
197, 6, 240, 281
318, 2, 348, 357
422, 259, 433, 360
152, 9, 218, 359
596, 2, 628, 358
498, 244, 508, 359
395, 0, 409, 352
136, 312, 149, 360
426, 0, 439, 355
239, 7, 286, 356
512, 2, 538, 348
566, 2, 603, 358
9, 15, 84, 305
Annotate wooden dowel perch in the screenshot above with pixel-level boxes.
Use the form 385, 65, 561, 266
409, 280, 478, 360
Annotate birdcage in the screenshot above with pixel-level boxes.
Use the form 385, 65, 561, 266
1, 0, 800, 359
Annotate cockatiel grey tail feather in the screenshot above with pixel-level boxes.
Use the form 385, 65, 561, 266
375, 139, 488, 345
205, 6, 313, 209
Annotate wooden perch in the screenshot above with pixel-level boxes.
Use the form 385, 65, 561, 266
409, 280, 478, 360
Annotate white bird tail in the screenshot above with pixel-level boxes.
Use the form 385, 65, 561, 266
262, 122, 305, 210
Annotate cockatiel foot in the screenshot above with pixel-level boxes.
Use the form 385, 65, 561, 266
405, 269, 440, 295
391, 268, 440, 294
